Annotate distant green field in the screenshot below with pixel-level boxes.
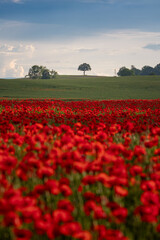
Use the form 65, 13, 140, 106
0, 75, 160, 99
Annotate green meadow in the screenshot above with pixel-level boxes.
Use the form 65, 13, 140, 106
0, 75, 160, 99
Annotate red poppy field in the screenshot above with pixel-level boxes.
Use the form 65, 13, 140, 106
1, 99, 160, 240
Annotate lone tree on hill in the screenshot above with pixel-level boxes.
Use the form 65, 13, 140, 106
78, 63, 91, 76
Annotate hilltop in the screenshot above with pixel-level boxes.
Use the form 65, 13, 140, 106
0, 75, 160, 99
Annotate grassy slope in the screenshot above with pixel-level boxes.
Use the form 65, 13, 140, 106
0, 75, 160, 99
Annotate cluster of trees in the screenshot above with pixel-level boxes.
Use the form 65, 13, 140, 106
117, 64, 160, 76
26, 65, 58, 79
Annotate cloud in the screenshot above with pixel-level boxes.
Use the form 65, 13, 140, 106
1, 29, 160, 78
0, 44, 14, 52
78, 48, 98, 53
0, 43, 35, 55
11, 44, 35, 54
1, 59, 24, 78
143, 43, 160, 51
9, 59, 24, 77
0, 42, 35, 78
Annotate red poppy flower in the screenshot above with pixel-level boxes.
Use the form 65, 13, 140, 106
57, 199, 74, 212
14, 228, 32, 240
114, 186, 128, 197
52, 209, 73, 224
112, 207, 128, 223
73, 230, 92, 240
59, 222, 82, 236
140, 191, 159, 205
3, 211, 22, 227
60, 184, 72, 197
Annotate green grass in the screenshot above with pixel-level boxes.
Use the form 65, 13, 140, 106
0, 75, 160, 99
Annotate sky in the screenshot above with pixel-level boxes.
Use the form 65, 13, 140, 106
0, 0, 160, 78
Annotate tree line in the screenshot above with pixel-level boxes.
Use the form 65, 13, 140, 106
26, 63, 160, 79
117, 64, 160, 76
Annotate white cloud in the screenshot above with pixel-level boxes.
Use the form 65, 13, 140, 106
9, 59, 24, 77
0, 42, 34, 78
1, 59, 24, 78
1, 29, 160, 78
0, 44, 14, 52
0, 43, 35, 55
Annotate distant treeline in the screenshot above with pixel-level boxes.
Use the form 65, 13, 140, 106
117, 64, 160, 76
